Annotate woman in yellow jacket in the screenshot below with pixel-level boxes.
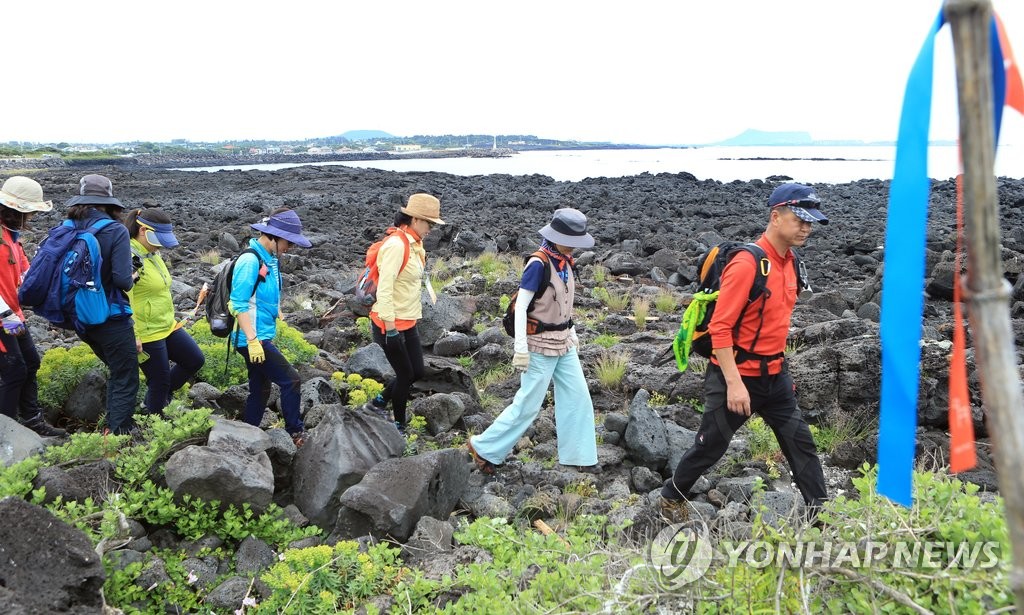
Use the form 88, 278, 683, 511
364, 194, 445, 432
126, 205, 205, 415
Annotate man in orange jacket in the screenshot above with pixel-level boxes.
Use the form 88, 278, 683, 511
660, 183, 829, 524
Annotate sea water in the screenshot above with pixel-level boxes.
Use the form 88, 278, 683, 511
176, 144, 1024, 184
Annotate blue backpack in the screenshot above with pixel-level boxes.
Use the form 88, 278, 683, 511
19, 218, 131, 332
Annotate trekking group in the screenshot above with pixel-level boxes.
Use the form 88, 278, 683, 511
1, 173, 831, 520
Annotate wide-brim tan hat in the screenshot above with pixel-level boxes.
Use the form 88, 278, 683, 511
401, 193, 446, 225
0, 176, 53, 213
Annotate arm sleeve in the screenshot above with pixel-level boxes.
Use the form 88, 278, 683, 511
228, 253, 260, 314
513, 288, 536, 354
108, 225, 135, 291
373, 236, 405, 322
708, 251, 757, 350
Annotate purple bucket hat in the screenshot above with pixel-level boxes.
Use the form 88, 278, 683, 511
250, 210, 312, 248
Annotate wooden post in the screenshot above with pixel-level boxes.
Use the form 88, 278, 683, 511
946, 0, 1024, 605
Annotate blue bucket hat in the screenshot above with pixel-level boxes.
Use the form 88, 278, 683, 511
250, 209, 312, 248
137, 216, 179, 248
768, 183, 828, 224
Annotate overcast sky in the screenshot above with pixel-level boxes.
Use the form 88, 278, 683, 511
6, 0, 1024, 146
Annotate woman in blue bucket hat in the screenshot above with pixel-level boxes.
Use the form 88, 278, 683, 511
126, 203, 205, 415
231, 208, 312, 447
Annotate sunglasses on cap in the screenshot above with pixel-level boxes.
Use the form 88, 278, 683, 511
771, 198, 821, 209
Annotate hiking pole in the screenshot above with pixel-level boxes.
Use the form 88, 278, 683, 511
174, 282, 209, 331
189, 282, 210, 321
946, 0, 1024, 604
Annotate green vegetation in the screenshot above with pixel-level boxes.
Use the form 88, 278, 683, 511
190, 319, 317, 391
592, 333, 620, 348
355, 316, 373, 342
592, 264, 609, 284
0, 407, 320, 614
594, 350, 629, 390
330, 371, 385, 407
653, 288, 679, 313
686, 466, 1013, 613
648, 391, 669, 407
38, 344, 104, 412
476, 363, 516, 392
199, 248, 221, 265
632, 297, 650, 330
810, 412, 876, 456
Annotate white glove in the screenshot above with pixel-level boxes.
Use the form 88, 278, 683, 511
512, 351, 530, 372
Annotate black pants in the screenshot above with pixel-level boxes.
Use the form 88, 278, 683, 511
236, 340, 304, 435
78, 318, 139, 435
663, 364, 828, 507
0, 329, 43, 422
140, 327, 206, 414
372, 324, 424, 426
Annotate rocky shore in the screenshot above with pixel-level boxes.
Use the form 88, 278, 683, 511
3, 164, 1023, 612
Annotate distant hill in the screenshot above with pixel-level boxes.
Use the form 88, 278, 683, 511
714, 129, 814, 146
340, 130, 394, 141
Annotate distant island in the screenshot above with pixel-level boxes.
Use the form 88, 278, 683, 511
708, 128, 955, 147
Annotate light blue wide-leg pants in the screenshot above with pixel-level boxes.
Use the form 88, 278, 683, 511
470, 347, 598, 467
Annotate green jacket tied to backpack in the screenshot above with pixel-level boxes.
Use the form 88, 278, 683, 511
127, 237, 176, 343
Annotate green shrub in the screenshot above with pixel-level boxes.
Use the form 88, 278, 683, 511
38, 344, 104, 412
255, 541, 406, 613
329, 371, 385, 407
593, 333, 620, 348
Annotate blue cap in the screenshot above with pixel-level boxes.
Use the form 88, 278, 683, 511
768, 183, 828, 225
137, 216, 179, 248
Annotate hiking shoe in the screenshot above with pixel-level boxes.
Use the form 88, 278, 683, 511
291, 432, 308, 448
466, 440, 497, 475
658, 496, 690, 524
361, 395, 390, 420
394, 421, 407, 435
22, 416, 67, 438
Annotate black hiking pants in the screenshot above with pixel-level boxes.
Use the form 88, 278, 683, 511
662, 363, 828, 508
372, 324, 424, 427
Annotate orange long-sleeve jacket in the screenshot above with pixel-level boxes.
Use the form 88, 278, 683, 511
709, 235, 798, 377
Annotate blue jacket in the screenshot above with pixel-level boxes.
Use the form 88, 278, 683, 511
72, 208, 134, 321
228, 238, 282, 346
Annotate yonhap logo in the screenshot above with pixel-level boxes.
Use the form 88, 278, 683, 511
649, 520, 714, 589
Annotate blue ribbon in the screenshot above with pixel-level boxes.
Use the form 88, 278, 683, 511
879, 8, 1009, 506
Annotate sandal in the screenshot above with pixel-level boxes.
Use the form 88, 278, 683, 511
466, 440, 496, 475
291, 432, 308, 448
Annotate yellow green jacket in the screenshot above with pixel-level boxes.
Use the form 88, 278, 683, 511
128, 238, 176, 343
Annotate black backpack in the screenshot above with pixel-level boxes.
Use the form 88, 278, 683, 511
672, 241, 803, 371
502, 251, 575, 337
206, 248, 266, 338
